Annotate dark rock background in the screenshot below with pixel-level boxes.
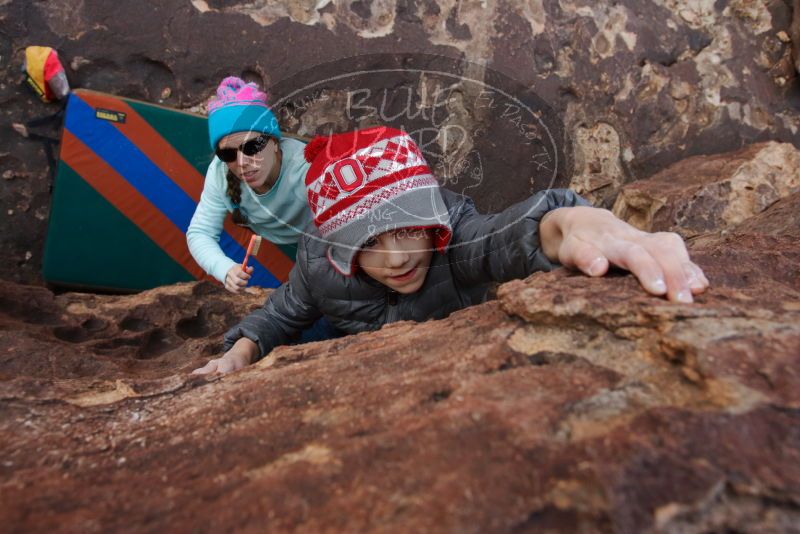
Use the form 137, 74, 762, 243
1, 0, 799, 285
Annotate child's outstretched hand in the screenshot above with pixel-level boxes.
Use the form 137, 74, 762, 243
539, 206, 709, 303
191, 337, 259, 375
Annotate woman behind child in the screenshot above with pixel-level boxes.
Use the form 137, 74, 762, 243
186, 76, 311, 293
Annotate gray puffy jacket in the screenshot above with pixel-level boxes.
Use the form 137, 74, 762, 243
224, 188, 588, 359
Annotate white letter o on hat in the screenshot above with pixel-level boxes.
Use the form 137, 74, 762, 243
332, 158, 366, 192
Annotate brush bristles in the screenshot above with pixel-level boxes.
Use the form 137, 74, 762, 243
251, 235, 262, 255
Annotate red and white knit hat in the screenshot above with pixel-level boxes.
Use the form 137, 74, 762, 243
304, 126, 452, 276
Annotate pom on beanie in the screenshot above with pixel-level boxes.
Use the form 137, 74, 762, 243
303, 135, 329, 163
208, 76, 269, 113
207, 76, 282, 150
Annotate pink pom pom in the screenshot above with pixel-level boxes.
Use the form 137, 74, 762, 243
209, 76, 268, 113
218, 76, 245, 94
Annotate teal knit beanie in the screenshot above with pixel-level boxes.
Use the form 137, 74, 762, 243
208, 76, 282, 150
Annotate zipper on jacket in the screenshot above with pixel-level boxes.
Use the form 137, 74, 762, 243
387, 290, 398, 306
386, 289, 400, 323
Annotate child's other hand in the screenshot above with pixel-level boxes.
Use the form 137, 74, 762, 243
191, 355, 245, 375
540, 207, 709, 303
191, 337, 259, 375
224, 264, 253, 293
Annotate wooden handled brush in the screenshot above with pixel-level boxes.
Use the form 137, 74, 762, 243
242, 235, 262, 270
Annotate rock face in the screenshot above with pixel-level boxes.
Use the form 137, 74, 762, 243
1, 0, 799, 284
612, 141, 800, 236
794, 0, 800, 74
1, 146, 799, 531
0, 281, 262, 403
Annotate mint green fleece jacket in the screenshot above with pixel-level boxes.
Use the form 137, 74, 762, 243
186, 137, 312, 283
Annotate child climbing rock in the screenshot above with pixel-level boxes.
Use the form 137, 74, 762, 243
193, 127, 708, 375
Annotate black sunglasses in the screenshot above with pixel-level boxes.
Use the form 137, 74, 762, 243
216, 135, 272, 163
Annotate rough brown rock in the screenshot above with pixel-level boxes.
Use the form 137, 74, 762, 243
1, 157, 799, 532
612, 141, 800, 237
0, 280, 266, 403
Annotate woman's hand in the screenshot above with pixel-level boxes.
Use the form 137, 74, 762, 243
539, 207, 709, 303
224, 264, 253, 293
191, 337, 259, 375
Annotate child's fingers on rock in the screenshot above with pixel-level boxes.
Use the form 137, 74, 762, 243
688, 261, 709, 286
653, 254, 693, 303
216, 358, 237, 374
642, 234, 695, 302
191, 359, 218, 375
685, 262, 709, 293
601, 239, 669, 296
558, 235, 607, 276
644, 232, 692, 263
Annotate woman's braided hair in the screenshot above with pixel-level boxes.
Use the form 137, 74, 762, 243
224, 168, 248, 225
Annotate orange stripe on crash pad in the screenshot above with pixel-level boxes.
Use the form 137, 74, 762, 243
223, 221, 294, 283
73, 90, 205, 201
60, 130, 208, 281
